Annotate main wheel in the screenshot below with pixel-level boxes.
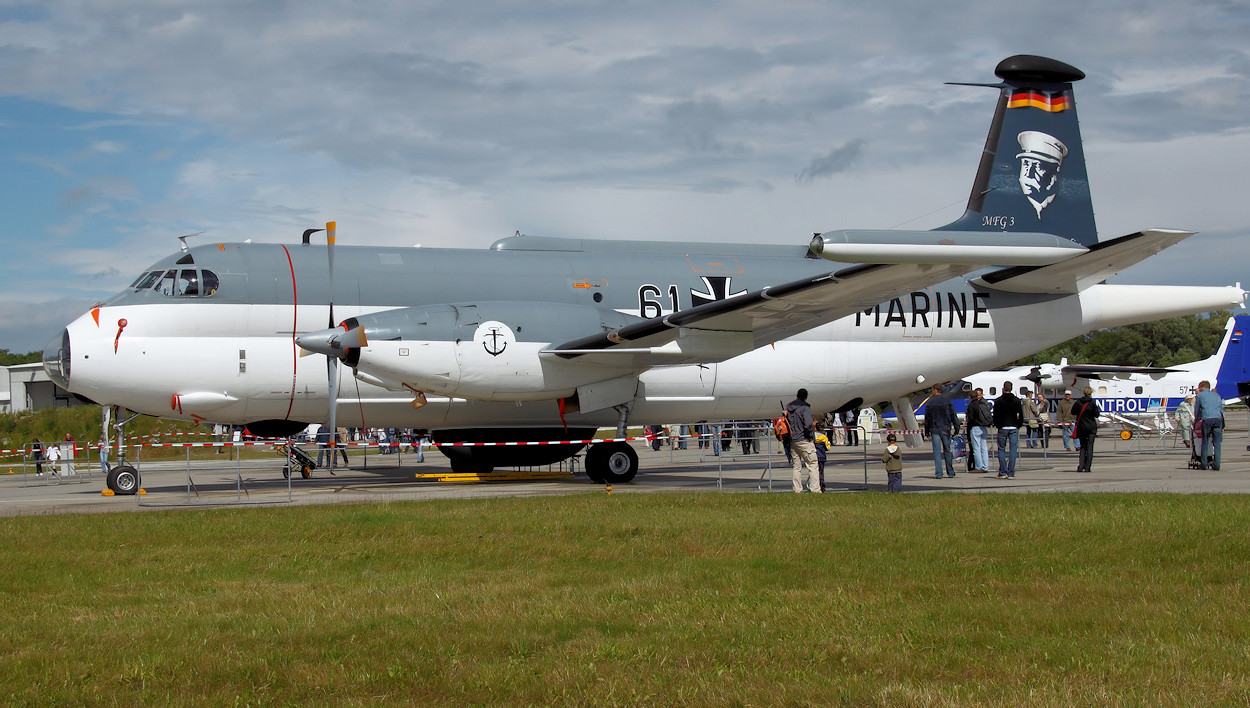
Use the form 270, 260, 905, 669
585, 444, 607, 483
107, 464, 139, 495
586, 442, 638, 484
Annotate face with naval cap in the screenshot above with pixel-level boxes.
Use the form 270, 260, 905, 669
1016, 130, 1068, 218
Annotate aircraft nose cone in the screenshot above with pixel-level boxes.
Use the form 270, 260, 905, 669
43, 329, 71, 389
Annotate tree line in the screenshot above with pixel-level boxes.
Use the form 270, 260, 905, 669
0, 349, 42, 366
1009, 311, 1235, 368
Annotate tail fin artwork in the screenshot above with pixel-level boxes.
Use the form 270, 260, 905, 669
938, 55, 1097, 247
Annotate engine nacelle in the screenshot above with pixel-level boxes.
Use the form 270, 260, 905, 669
319, 302, 640, 401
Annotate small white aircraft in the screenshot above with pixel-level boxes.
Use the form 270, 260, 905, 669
42, 55, 1246, 493
950, 315, 1250, 419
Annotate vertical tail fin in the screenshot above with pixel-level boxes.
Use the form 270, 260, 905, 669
937, 55, 1097, 247
1214, 315, 1250, 401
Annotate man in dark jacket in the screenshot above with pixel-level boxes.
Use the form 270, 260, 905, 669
786, 388, 821, 493
923, 383, 959, 478
966, 387, 994, 472
1072, 386, 1101, 473
993, 381, 1024, 478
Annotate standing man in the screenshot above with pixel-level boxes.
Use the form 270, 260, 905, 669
923, 383, 958, 479
1055, 389, 1077, 451
1194, 380, 1225, 470
786, 388, 821, 493
994, 381, 1024, 478
315, 426, 331, 467
843, 408, 858, 447
1020, 389, 1040, 449
966, 388, 993, 473
1072, 386, 1101, 473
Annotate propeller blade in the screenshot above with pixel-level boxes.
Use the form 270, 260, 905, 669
327, 221, 336, 328
327, 355, 338, 472
325, 221, 338, 472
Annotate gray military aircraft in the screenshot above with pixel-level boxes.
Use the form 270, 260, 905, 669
43, 55, 1245, 493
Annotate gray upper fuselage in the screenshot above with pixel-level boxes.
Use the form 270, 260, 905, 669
108, 234, 909, 316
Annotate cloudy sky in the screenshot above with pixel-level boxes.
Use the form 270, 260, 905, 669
2, 1, 1247, 353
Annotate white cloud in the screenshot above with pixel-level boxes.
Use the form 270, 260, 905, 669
1, 0, 1248, 354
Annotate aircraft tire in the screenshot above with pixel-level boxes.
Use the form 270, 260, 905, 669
584, 453, 606, 484
107, 464, 139, 496
587, 442, 638, 484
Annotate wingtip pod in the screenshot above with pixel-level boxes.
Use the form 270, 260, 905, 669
1090, 284, 1248, 331
811, 229, 1086, 266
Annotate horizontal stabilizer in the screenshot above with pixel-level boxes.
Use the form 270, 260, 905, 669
973, 229, 1195, 294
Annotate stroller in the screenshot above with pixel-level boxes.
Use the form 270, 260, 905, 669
1188, 420, 1213, 470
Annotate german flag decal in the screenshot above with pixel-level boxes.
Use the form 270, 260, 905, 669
1007, 90, 1071, 112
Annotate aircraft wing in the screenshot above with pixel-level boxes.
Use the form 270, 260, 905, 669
1063, 364, 1184, 379
547, 229, 1088, 367
973, 229, 1194, 294
546, 261, 973, 366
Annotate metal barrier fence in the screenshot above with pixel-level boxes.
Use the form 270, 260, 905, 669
1, 413, 1232, 503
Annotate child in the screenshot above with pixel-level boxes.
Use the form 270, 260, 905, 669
814, 427, 830, 491
881, 433, 902, 492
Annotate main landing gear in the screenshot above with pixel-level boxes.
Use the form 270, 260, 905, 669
585, 442, 639, 484
584, 403, 641, 484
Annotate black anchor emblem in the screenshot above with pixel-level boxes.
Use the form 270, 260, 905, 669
483, 326, 508, 356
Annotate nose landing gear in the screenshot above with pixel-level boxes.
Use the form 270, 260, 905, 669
103, 405, 143, 496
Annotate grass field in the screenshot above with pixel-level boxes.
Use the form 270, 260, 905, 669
2, 492, 1248, 705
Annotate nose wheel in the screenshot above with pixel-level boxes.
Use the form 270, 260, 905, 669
585, 441, 638, 484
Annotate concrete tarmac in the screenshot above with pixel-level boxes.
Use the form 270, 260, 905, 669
2, 424, 1247, 516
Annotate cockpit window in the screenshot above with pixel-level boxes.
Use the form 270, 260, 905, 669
201, 269, 219, 296
155, 269, 178, 295
128, 268, 219, 297
177, 269, 199, 296
133, 271, 163, 290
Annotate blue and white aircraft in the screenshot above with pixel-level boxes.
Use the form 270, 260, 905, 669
42, 55, 1247, 493
953, 315, 1250, 418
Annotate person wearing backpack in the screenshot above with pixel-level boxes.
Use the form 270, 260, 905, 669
773, 409, 793, 465
786, 389, 820, 493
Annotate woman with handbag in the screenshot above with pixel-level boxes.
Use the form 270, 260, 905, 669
1072, 386, 1101, 473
